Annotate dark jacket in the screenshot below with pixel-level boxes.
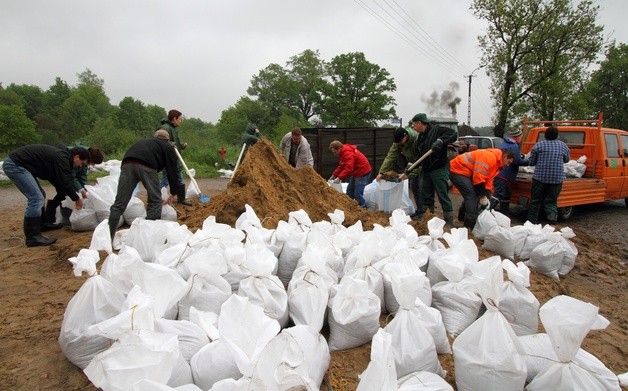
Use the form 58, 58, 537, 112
378, 128, 423, 178
242, 123, 260, 147
122, 138, 180, 195
9, 144, 80, 201
416, 124, 457, 172
497, 136, 529, 182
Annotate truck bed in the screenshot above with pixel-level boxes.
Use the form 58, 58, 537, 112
510, 173, 607, 208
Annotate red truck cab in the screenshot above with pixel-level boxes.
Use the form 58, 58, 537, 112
510, 113, 628, 220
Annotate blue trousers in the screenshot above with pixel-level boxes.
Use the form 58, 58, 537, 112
346, 173, 370, 207
3, 157, 47, 217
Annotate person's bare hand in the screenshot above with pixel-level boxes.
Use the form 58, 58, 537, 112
74, 198, 83, 210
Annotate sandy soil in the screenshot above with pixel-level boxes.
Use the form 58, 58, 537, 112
0, 138, 626, 390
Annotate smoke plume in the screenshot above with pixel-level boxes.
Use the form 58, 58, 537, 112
421, 81, 462, 118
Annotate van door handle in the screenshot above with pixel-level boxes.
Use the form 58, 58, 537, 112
605, 159, 608, 167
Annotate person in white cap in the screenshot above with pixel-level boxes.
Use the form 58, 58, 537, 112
493, 127, 529, 214
108, 130, 180, 239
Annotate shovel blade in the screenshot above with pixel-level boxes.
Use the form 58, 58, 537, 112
199, 194, 210, 203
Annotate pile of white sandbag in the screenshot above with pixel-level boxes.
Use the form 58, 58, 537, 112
474, 209, 578, 280
58, 204, 625, 390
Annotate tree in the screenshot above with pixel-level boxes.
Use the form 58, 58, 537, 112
320, 52, 396, 127
472, 0, 604, 136
75, 69, 111, 118
59, 94, 98, 143
586, 42, 628, 130
247, 50, 327, 123
216, 96, 274, 144
0, 105, 40, 152
85, 117, 137, 155
113, 97, 152, 134
3, 84, 44, 120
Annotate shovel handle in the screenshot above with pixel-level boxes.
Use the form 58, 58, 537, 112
405, 149, 433, 173
231, 143, 247, 181
173, 147, 201, 192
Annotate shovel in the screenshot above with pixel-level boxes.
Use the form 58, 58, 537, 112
404, 149, 434, 174
173, 147, 210, 203
230, 143, 247, 183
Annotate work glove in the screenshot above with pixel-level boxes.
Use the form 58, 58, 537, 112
333, 178, 341, 184
431, 139, 444, 152
404, 162, 415, 174
329, 175, 336, 181
479, 196, 490, 210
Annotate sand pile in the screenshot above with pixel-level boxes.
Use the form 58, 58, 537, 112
186, 138, 395, 230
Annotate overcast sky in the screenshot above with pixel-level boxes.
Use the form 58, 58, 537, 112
2, 0, 626, 128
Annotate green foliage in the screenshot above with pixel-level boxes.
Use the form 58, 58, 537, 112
4, 84, 44, 119
586, 42, 628, 130
0, 105, 41, 152
320, 52, 397, 126
84, 117, 137, 156
472, 0, 604, 136
216, 96, 276, 144
59, 94, 99, 142
113, 97, 154, 134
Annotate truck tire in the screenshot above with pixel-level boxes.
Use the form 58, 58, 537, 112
558, 206, 574, 221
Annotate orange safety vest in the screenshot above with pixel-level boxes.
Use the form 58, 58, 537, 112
450, 148, 504, 192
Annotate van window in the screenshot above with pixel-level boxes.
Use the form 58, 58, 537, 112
536, 131, 585, 149
621, 134, 628, 158
604, 133, 620, 158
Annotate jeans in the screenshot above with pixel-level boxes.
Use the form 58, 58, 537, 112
109, 163, 162, 238
3, 157, 46, 217
527, 179, 562, 223
449, 172, 479, 228
422, 165, 453, 214
160, 168, 183, 188
346, 173, 370, 207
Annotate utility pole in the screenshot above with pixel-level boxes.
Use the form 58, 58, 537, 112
465, 65, 484, 126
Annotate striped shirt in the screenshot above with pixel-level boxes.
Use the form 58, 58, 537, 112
529, 139, 570, 184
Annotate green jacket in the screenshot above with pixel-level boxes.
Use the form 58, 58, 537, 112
378, 128, 423, 178
158, 119, 184, 170
241, 123, 261, 147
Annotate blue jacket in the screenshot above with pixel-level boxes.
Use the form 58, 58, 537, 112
497, 137, 528, 182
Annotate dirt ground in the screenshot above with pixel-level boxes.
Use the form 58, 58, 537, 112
0, 138, 626, 390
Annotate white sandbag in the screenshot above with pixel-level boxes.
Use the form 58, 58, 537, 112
519, 223, 553, 260
176, 244, 229, 281
499, 260, 539, 336
385, 304, 444, 378
356, 329, 398, 391
84, 330, 188, 391
288, 265, 333, 333
381, 255, 432, 314
453, 257, 527, 391
526, 295, 617, 391
525, 231, 565, 280
327, 278, 381, 351
219, 295, 281, 377
341, 263, 385, 313
123, 196, 146, 226
416, 217, 447, 252
161, 204, 178, 221
89, 219, 113, 254
154, 318, 209, 362
190, 340, 241, 390
518, 333, 620, 389
275, 220, 308, 287
100, 245, 144, 295
131, 379, 203, 391
209, 377, 266, 390
431, 279, 482, 337
58, 274, 125, 369
328, 179, 344, 192
70, 206, 99, 231
471, 209, 497, 240
482, 224, 515, 259
238, 274, 289, 328
397, 371, 453, 390
130, 262, 188, 318
558, 226, 578, 276
364, 179, 415, 215
124, 219, 179, 262
178, 274, 231, 320
253, 325, 330, 389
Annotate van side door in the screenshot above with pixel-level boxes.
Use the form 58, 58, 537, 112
602, 132, 623, 199
620, 133, 628, 197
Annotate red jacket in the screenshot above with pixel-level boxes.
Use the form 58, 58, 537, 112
449, 148, 504, 192
333, 144, 372, 180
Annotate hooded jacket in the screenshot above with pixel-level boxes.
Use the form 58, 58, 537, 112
242, 123, 261, 147
415, 124, 457, 172
122, 137, 180, 196
333, 144, 372, 180
378, 128, 423, 178
497, 136, 528, 182
450, 148, 504, 193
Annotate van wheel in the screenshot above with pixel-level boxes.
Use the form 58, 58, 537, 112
558, 206, 574, 221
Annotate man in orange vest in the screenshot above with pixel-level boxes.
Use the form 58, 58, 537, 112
449, 148, 515, 228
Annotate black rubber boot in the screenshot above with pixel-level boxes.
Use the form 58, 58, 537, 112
178, 184, 193, 206
443, 212, 454, 228
24, 216, 56, 247
499, 200, 510, 215
41, 200, 62, 232
60, 207, 72, 226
